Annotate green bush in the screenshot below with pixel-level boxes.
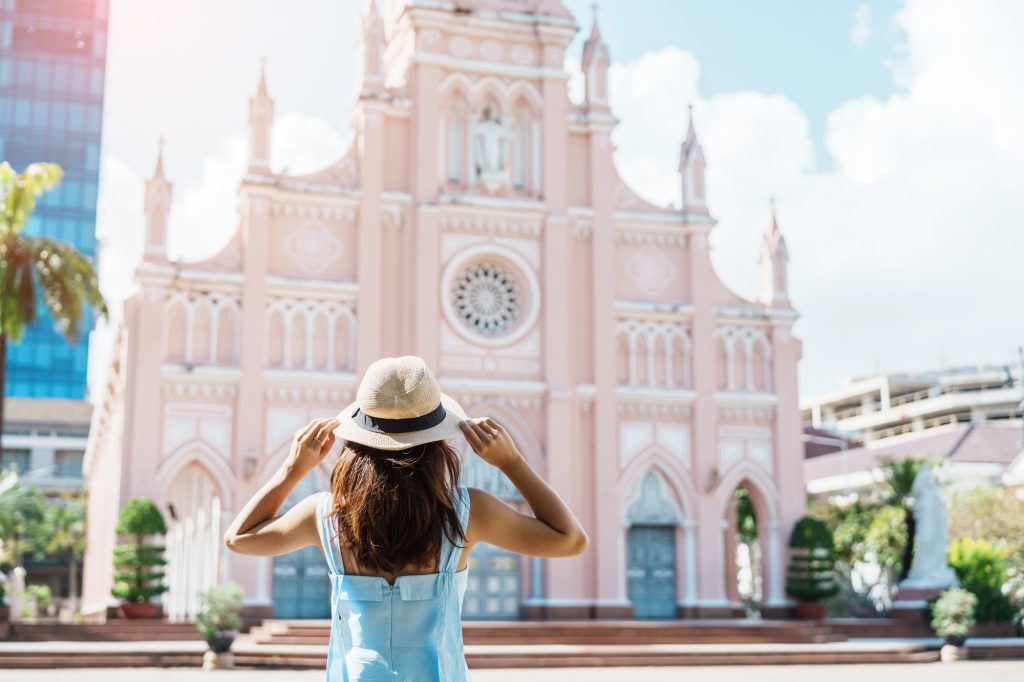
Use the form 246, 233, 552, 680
948, 538, 1015, 624
115, 497, 167, 536
25, 583, 51, 609
931, 587, 977, 640
111, 497, 168, 604
195, 583, 244, 640
786, 516, 840, 602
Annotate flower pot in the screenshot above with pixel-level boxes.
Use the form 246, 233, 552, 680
0, 604, 9, 622
944, 634, 968, 648
794, 601, 828, 620
205, 633, 236, 654
118, 601, 158, 619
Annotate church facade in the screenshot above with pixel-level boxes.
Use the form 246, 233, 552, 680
82, 0, 804, 621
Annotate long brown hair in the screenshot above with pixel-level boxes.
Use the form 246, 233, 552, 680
328, 440, 465, 573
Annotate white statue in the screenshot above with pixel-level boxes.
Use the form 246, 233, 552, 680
902, 466, 958, 588
472, 107, 511, 193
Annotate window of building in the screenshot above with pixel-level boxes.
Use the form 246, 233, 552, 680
0, 449, 31, 475
55, 450, 84, 478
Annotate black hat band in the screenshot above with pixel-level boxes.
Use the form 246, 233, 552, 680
351, 402, 447, 434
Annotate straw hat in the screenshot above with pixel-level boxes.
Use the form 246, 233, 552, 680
336, 356, 468, 451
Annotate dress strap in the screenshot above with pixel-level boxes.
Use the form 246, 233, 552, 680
439, 487, 471, 573
315, 491, 345, 575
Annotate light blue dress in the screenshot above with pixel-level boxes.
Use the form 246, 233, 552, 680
314, 488, 472, 681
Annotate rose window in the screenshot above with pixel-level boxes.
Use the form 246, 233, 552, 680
451, 263, 521, 336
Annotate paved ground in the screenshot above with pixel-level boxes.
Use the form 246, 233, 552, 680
2, 663, 1022, 682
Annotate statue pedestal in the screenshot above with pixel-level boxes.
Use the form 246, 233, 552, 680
891, 585, 948, 623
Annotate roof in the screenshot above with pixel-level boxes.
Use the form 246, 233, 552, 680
805, 422, 1024, 483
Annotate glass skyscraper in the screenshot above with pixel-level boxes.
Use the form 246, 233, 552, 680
0, 0, 108, 398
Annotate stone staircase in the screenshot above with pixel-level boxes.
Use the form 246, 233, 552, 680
7, 621, 203, 642
6, 618, 1023, 669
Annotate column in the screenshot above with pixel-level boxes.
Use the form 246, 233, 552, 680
356, 102, 386, 373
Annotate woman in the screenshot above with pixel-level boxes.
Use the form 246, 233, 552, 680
224, 355, 589, 680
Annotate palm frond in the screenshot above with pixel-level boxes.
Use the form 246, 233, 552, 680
29, 236, 107, 343
1, 162, 63, 236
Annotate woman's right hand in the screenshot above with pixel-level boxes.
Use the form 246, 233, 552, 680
459, 418, 521, 470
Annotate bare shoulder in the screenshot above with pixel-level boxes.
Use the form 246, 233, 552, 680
465, 486, 510, 542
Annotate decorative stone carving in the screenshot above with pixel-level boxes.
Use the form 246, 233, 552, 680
285, 221, 342, 275
480, 39, 503, 61
472, 107, 512, 194
626, 471, 681, 524
510, 44, 534, 65
449, 36, 473, 58
451, 263, 522, 337
626, 245, 677, 296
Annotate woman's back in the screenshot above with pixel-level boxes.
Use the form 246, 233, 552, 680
314, 488, 472, 682
224, 356, 588, 682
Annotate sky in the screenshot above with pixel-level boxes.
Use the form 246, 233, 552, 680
91, 0, 1024, 399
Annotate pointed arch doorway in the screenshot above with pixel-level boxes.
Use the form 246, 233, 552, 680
460, 445, 522, 620
272, 470, 331, 618
625, 471, 684, 619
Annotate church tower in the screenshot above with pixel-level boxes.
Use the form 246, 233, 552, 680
357, 0, 387, 96
678, 105, 708, 216
143, 138, 171, 263
759, 200, 790, 306
247, 61, 274, 174
581, 10, 611, 113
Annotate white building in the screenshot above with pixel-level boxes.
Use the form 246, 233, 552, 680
802, 363, 1023, 495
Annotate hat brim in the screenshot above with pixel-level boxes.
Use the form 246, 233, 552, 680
334, 393, 468, 451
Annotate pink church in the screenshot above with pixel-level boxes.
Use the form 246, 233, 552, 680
82, 0, 804, 622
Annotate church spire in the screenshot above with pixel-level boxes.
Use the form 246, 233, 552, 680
357, 0, 386, 96
143, 137, 172, 263
678, 104, 708, 216
581, 5, 610, 111
759, 198, 790, 306
247, 59, 274, 174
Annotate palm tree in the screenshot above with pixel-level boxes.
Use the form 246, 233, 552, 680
880, 457, 926, 581
0, 161, 107, 450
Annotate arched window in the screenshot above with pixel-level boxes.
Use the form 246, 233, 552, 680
513, 110, 530, 189
446, 108, 464, 183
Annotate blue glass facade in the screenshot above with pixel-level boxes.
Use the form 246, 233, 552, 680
0, 0, 108, 398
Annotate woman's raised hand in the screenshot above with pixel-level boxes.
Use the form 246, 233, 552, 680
459, 417, 521, 470
285, 417, 340, 474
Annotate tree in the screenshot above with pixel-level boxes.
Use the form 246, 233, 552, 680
0, 466, 46, 567
0, 161, 107, 450
786, 516, 840, 603
111, 497, 168, 604
38, 494, 86, 613
880, 457, 926, 581
947, 486, 1024, 564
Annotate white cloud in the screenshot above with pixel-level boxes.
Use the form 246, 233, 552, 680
598, 0, 1024, 396
90, 112, 347, 393
851, 4, 872, 49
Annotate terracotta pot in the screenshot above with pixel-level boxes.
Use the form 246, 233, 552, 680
793, 601, 828, 620
118, 601, 159, 619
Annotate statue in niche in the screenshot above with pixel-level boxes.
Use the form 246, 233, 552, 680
472, 106, 511, 194
901, 465, 958, 588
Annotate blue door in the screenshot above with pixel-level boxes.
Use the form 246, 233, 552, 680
272, 472, 331, 618
463, 541, 520, 620
460, 447, 521, 619
627, 525, 677, 619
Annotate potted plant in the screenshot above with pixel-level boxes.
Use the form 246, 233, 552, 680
0, 579, 8, 623
196, 583, 243, 669
111, 497, 168, 618
931, 587, 976, 662
786, 516, 839, 619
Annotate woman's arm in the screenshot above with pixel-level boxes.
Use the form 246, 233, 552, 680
460, 418, 589, 558
224, 417, 340, 557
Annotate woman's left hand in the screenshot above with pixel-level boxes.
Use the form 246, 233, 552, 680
285, 417, 340, 474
